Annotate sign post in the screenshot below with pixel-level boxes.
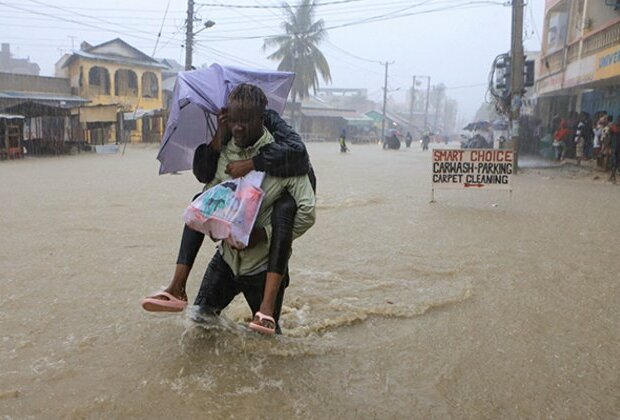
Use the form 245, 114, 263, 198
431, 148, 514, 201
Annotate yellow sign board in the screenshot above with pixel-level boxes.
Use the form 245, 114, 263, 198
595, 44, 620, 81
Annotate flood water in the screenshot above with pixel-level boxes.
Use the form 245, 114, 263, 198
1, 143, 619, 418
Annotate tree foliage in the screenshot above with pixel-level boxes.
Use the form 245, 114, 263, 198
263, 0, 332, 103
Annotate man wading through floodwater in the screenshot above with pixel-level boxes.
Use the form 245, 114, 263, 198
191, 84, 316, 333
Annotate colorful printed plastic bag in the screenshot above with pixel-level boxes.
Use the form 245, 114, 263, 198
183, 171, 265, 248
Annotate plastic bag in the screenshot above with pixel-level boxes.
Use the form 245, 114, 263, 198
184, 171, 265, 248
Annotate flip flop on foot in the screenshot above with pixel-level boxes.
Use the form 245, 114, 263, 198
141, 291, 188, 312
249, 311, 276, 335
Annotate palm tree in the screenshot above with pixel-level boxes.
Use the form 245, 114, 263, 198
263, 0, 332, 123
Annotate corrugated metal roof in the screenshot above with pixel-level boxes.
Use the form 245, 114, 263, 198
0, 113, 25, 119
342, 115, 373, 122
123, 108, 163, 120
301, 108, 365, 118
0, 91, 90, 105
63, 51, 168, 69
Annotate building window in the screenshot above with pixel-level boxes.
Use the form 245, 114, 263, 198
88, 66, 110, 95
114, 69, 138, 97
141, 72, 159, 98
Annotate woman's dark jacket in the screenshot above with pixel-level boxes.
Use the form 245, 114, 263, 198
193, 109, 310, 184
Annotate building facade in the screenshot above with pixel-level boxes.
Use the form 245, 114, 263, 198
0, 72, 89, 156
0, 43, 40, 75
56, 39, 166, 144
536, 0, 620, 125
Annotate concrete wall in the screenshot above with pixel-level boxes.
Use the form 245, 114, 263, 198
79, 105, 117, 123
587, 2, 620, 33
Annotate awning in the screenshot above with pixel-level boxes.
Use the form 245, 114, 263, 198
0, 91, 89, 108
0, 113, 25, 119
301, 108, 362, 118
124, 108, 163, 120
0, 102, 73, 117
343, 115, 374, 127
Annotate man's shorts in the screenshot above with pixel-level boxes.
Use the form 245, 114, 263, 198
193, 252, 289, 329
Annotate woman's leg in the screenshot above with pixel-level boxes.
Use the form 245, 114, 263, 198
147, 193, 205, 302
253, 172, 316, 328
257, 192, 297, 319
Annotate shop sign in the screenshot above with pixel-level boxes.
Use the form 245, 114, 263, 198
536, 72, 564, 95
595, 44, 620, 81
564, 55, 596, 88
432, 149, 514, 190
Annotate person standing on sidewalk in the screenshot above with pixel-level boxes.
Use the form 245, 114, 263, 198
553, 120, 571, 161
608, 116, 620, 183
600, 115, 613, 170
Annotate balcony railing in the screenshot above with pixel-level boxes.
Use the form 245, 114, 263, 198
566, 18, 620, 65
566, 41, 580, 64
548, 18, 620, 67
582, 19, 620, 56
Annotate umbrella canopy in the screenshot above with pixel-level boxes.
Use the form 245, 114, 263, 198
156, 64, 295, 175
492, 119, 509, 130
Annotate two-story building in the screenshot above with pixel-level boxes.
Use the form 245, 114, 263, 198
55, 38, 166, 144
536, 0, 620, 125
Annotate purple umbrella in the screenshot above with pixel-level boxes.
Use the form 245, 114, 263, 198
156, 64, 295, 175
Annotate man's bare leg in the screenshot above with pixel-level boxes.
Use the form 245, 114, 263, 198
252, 271, 284, 331
260, 272, 283, 315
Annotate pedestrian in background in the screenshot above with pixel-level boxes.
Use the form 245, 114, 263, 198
339, 128, 349, 153
600, 115, 613, 169
593, 112, 607, 163
608, 116, 620, 183
553, 119, 571, 161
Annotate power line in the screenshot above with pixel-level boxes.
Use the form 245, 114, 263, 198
207, 0, 282, 34
321, 46, 385, 77
193, 43, 258, 67
0, 0, 495, 35
0, 13, 187, 33
22, 0, 156, 37
445, 82, 488, 90
152, 0, 173, 55
324, 40, 382, 64
0, 1, 157, 42
527, 0, 541, 44
196, 0, 365, 8
202, 0, 495, 20
199, 1, 507, 42
155, 26, 187, 54
21, 5, 188, 14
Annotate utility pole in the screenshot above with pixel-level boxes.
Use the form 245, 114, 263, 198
380, 61, 392, 143
409, 75, 416, 129
184, 0, 194, 71
509, 0, 524, 173
433, 84, 444, 132
423, 76, 431, 132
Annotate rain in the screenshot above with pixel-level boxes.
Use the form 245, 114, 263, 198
2, 0, 620, 418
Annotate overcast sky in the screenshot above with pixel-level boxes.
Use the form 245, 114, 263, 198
0, 0, 545, 121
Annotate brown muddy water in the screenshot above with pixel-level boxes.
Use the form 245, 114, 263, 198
1, 143, 619, 418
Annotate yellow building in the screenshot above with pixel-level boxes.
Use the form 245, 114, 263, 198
55, 38, 166, 144
536, 0, 620, 121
